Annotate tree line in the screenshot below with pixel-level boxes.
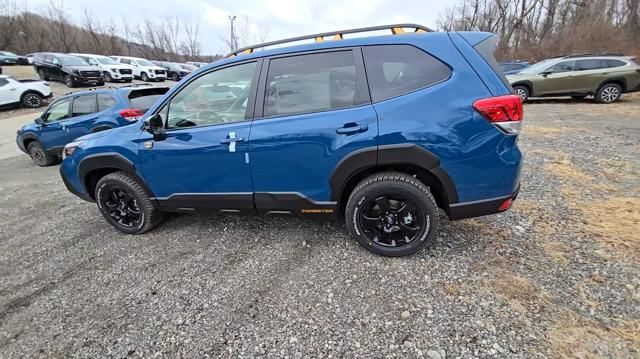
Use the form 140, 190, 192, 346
438, 0, 640, 61
0, 0, 222, 62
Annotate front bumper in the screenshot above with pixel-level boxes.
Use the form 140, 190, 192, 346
60, 159, 94, 202
74, 76, 103, 84
448, 184, 520, 220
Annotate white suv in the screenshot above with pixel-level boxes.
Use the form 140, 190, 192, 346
111, 56, 167, 82
71, 53, 134, 82
0, 75, 52, 108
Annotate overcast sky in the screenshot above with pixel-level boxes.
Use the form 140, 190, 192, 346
22, 0, 457, 54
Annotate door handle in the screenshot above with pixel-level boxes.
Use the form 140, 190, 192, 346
9, 88, 16, 91
220, 137, 244, 144
336, 124, 368, 135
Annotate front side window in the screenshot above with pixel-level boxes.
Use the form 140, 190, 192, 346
363, 45, 451, 102
45, 100, 70, 122
72, 95, 97, 116
0, 78, 8, 87
264, 51, 356, 117
165, 61, 256, 128
546, 61, 575, 74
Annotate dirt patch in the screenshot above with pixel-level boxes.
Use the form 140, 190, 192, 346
525, 126, 563, 136
545, 158, 593, 183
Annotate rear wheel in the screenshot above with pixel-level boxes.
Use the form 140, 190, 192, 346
38, 69, 48, 81
27, 141, 56, 166
95, 172, 164, 234
345, 172, 439, 257
513, 86, 529, 102
21, 92, 43, 108
595, 83, 622, 104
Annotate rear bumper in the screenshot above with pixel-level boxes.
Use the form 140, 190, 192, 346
448, 184, 520, 220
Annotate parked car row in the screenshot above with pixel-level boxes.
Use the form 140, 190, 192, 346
499, 53, 640, 103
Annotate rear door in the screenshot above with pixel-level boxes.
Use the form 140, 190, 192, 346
573, 59, 610, 92
248, 49, 376, 216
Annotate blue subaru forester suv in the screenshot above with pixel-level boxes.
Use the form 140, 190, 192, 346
59, 25, 523, 257
16, 85, 169, 166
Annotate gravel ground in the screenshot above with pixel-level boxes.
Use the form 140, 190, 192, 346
0, 92, 638, 357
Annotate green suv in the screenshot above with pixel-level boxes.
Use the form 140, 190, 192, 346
507, 54, 640, 103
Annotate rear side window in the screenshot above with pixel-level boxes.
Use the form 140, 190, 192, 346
264, 51, 357, 117
606, 59, 627, 68
0, 78, 8, 87
363, 45, 451, 102
72, 94, 97, 116
473, 35, 510, 89
97, 94, 117, 111
575, 59, 608, 71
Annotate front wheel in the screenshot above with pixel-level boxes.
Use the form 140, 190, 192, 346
103, 72, 113, 82
140, 72, 149, 82
595, 83, 622, 104
38, 69, 48, 81
27, 141, 57, 166
345, 172, 439, 257
171, 73, 179, 81
95, 172, 164, 234
64, 75, 75, 88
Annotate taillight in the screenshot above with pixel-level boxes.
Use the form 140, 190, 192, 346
473, 94, 524, 135
119, 108, 145, 122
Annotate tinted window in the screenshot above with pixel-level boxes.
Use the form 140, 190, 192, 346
45, 100, 70, 122
120, 58, 131, 64
264, 51, 356, 117
575, 59, 608, 71
606, 59, 626, 68
72, 95, 97, 116
0, 78, 8, 87
546, 61, 575, 73
166, 61, 256, 128
363, 45, 451, 102
97, 94, 117, 111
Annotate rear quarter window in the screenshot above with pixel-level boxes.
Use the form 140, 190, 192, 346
362, 45, 451, 102
128, 87, 169, 111
606, 59, 627, 68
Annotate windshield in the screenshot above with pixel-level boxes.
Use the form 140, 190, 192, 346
169, 63, 185, 71
60, 56, 89, 66
137, 59, 154, 66
1, 51, 17, 57
517, 59, 557, 75
96, 56, 118, 65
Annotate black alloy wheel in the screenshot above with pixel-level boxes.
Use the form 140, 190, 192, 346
98, 185, 144, 229
358, 194, 426, 247
22, 93, 43, 108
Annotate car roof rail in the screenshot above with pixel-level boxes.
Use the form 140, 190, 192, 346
116, 83, 154, 89
63, 86, 116, 96
227, 23, 434, 58
563, 52, 625, 59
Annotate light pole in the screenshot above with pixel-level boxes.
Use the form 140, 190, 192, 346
229, 15, 237, 51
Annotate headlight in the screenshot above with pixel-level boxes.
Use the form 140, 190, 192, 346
72, 70, 80, 75
111, 68, 118, 72
63, 140, 83, 159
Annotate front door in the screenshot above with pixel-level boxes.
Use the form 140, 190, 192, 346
138, 60, 261, 213
248, 49, 377, 216
535, 60, 576, 95
37, 98, 72, 150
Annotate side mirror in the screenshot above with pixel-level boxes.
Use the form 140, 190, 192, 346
144, 114, 166, 141
34, 117, 45, 126
56, 63, 62, 68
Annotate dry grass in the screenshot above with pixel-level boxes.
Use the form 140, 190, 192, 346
597, 158, 637, 182
548, 312, 639, 358
541, 240, 570, 264
545, 157, 593, 183
580, 197, 640, 258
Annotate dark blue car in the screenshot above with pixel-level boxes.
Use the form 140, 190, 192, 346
498, 61, 530, 75
59, 24, 523, 257
16, 85, 169, 166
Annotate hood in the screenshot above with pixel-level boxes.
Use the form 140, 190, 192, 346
110, 63, 134, 70
19, 119, 39, 133
66, 65, 101, 72
75, 128, 115, 141
142, 65, 166, 71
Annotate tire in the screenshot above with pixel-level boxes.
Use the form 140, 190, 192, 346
21, 92, 44, 108
595, 83, 622, 104
96, 81, 105, 86
38, 69, 48, 81
140, 72, 149, 82
95, 171, 164, 234
171, 73, 179, 81
513, 85, 530, 102
27, 141, 56, 167
158, 78, 165, 82
571, 95, 587, 100
64, 75, 75, 88
125, 79, 133, 83
345, 172, 440, 257
103, 72, 113, 82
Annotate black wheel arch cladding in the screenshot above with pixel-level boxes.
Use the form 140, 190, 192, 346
78, 152, 154, 200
